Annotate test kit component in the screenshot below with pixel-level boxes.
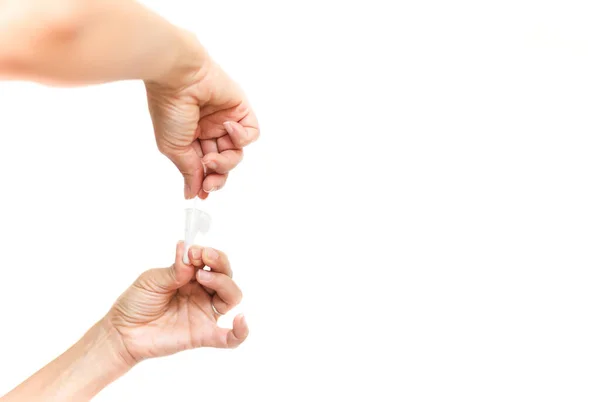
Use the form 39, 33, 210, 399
183, 197, 211, 264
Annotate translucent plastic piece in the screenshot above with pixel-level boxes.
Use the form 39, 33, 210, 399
183, 197, 212, 264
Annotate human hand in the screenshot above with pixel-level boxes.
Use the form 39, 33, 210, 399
145, 34, 260, 199
105, 242, 248, 365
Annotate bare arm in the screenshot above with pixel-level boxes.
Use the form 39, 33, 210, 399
1, 321, 131, 402
0, 0, 204, 87
0, 0, 260, 200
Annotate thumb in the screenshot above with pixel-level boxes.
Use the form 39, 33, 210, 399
167, 142, 206, 200
139, 241, 195, 292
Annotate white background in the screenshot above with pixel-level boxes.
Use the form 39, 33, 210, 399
1, 0, 600, 400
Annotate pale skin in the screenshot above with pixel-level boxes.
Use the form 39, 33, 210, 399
0, 0, 257, 399
1, 244, 248, 401
0, 0, 260, 198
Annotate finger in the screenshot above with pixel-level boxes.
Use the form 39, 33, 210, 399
210, 294, 229, 317
140, 241, 195, 292
202, 173, 228, 193
217, 135, 235, 152
195, 246, 231, 296
239, 109, 260, 143
200, 138, 219, 155
201, 247, 233, 277
201, 150, 243, 174
223, 120, 259, 148
195, 270, 242, 313
187, 245, 206, 268
165, 142, 205, 200
193, 141, 210, 199
210, 314, 249, 349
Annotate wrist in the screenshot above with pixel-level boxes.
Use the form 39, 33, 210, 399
147, 28, 211, 91
91, 318, 137, 372
61, 319, 134, 399
1, 320, 133, 402
59, 319, 134, 398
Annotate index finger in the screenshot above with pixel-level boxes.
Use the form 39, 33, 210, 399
188, 246, 233, 278
202, 247, 233, 278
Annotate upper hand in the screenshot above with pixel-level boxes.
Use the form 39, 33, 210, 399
145, 42, 260, 199
104, 242, 248, 365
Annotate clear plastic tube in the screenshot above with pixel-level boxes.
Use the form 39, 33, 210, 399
182, 197, 211, 264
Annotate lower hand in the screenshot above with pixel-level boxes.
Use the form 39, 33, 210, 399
104, 242, 248, 365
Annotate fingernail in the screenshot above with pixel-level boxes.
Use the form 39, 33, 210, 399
223, 121, 234, 135
206, 186, 217, 193
204, 247, 219, 261
191, 248, 201, 260
197, 269, 211, 281
205, 161, 217, 170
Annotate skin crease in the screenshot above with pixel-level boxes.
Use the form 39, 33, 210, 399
1, 244, 248, 401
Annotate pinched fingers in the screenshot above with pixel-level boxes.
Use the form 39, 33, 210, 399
187, 246, 233, 278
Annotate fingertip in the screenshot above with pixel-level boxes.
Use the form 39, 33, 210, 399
202, 247, 219, 264
189, 245, 204, 266
223, 121, 235, 136
215, 313, 249, 349
176, 242, 191, 266
201, 154, 218, 171
175, 241, 194, 268
237, 313, 247, 326
184, 185, 193, 200
223, 121, 249, 147
247, 127, 260, 144
169, 241, 196, 286
233, 313, 249, 340
196, 268, 212, 282
202, 173, 227, 193
184, 174, 203, 200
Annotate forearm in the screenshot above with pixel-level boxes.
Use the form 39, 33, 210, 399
0, 0, 206, 87
1, 320, 133, 402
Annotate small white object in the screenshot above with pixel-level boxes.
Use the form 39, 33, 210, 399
183, 197, 211, 264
